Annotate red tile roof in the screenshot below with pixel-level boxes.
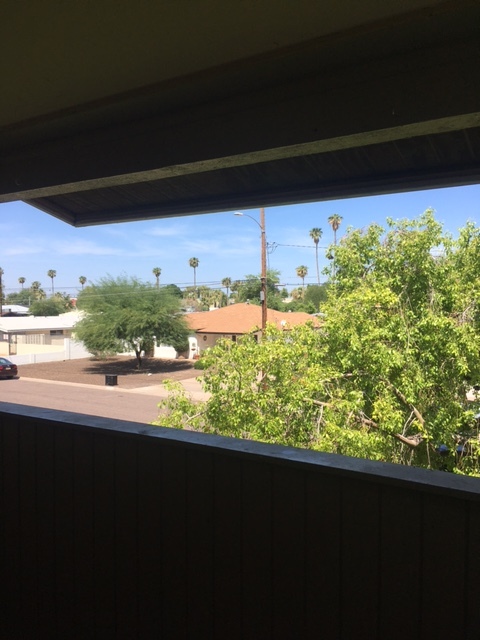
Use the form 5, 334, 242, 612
185, 303, 318, 334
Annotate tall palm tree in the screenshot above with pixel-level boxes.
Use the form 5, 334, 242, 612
309, 227, 323, 284
18, 276, 26, 289
328, 214, 343, 281
79, 275, 87, 290
296, 265, 308, 297
222, 277, 232, 304
328, 214, 343, 246
152, 267, 161, 288
47, 269, 56, 295
189, 257, 199, 290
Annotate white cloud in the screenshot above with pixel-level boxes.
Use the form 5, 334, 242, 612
54, 239, 125, 256
148, 223, 188, 238
4, 240, 45, 256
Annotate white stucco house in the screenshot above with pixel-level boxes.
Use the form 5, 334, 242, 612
0, 311, 90, 363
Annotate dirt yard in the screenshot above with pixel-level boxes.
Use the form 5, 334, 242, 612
18, 356, 200, 389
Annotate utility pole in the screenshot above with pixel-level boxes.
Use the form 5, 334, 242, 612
234, 208, 268, 336
0, 267, 3, 317
260, 207, 267, 334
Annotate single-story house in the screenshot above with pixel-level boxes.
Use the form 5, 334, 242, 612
0, 311, 83, 357
185, 302, 319, 352
0, 304, 29, 316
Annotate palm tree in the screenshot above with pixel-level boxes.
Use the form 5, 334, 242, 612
47, 269, 56, 295
309, 228, 323, 284
328, 214, 343, 281
79, 276, 87, 290
152, 267, 161, 289
291, 287, 304, 301
296, 265, 308, 297
222, 277, 232, 304
189, 257, 199, 290
328, 214, 343, 246
30, 281, 45, 300
18, 277, 26, 289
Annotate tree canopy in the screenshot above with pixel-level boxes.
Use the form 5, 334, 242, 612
75, 276, 190, 367
155, 211, 480, 475
30, 294, 73, 316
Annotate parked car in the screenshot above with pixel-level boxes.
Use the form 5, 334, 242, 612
0, 357, 18, 379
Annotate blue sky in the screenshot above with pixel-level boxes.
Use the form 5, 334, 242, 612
1, 184, 479, 297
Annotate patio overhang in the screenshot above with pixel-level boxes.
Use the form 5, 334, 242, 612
1, 0, 479, 226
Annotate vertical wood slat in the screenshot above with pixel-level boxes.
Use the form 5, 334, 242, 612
35, 422, 56, 636
72, 428, 96, 639
93, 432, 117, 638
114, 435, 139, 639
19, 419, 39, 636
0, 418, 22, 637
271, 465, 305, 640
420, 493, 467, 639
54, 426, 76, 637
186, 449, 215, 638
212, 454, 243, 640
465, 501, 480, 638
161, 444, 188, 639
242, 459, 273, 639
304, 472, 342, 638
137, 439, 164, 637
340, 478, 381, 639
379, 485, 422, 640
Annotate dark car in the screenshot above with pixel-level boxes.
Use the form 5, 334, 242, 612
0, 357, 18, 379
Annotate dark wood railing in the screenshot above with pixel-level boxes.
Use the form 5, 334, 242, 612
1, 402, 480, 639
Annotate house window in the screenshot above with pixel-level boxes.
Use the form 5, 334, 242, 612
232, 335, 237, 342
50, 330, 64, 336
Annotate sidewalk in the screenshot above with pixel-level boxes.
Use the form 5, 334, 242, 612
117, 375, 210, 402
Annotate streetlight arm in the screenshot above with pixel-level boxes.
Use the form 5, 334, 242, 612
234, 211, 262, 230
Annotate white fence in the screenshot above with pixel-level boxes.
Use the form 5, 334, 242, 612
7, 338, 91, 365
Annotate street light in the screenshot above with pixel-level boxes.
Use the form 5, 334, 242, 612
234, 208, 267, 335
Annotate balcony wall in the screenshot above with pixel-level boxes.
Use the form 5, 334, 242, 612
1, 402, 480, 639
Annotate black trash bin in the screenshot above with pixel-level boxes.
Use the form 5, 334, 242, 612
105, 374, 118, 386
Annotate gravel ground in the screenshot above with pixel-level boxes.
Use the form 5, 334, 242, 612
18, 356, 201, 389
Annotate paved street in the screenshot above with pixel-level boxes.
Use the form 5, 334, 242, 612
0, 376, 207, 425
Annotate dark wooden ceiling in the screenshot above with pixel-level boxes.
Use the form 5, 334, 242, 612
1, 0, 479, 226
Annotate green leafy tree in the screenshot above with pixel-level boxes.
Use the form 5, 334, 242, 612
18, 277, 26, 289
75, 275, 190, 368
309, 228, 323, 284
47, 269, 56, 295
163, 283, 183, 298
30, 298, 64, 316
79, 276, 87, 290
29, 293, 73, 316
155, 211, 480, 475
6, 290, 31, 306
236, 269, 281, 307
304, 284, 329, 311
